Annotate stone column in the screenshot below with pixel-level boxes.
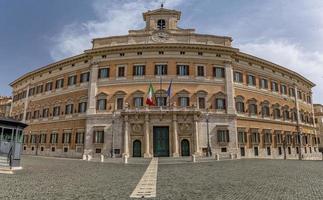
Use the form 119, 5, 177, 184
144, 114, 151, 158
224, 61, 236, 115
22, 85, 30, 123
123, 115, 129, 157
87, 62, 99, 115
193, 114, 200, 155
172, 114, 179, 157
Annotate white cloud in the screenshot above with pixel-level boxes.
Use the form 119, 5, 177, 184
238, 40, 323, 103
50, 0, 184, 60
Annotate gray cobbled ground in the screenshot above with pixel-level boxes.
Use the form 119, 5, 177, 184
1, 156, 323, 200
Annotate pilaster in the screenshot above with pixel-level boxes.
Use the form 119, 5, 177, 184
87, 63, 99, 115
144, 114, 151, 158
123, 115, 130, 157
172, 113, 179, 157
193, 114, 200, 155
224, 61, 236, 115
22, 85, 30, 123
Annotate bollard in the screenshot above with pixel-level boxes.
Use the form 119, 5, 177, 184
192, 154, 196, 163
216, 154, 220, 161
82, 154, 87, 161
87, 155, 92, 161
100, 154, 104, 162
123, 155, 128, 164
231, 153, 234, 160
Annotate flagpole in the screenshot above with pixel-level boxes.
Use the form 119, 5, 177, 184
159, 75, 162, 108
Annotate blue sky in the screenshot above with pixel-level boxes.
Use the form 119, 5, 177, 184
1, 0, 323, 102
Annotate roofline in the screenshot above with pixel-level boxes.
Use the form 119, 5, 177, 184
10, 53, 89, 87
236, 51, 315, 87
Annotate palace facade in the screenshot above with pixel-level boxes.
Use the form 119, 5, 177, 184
10, 7, 321, 160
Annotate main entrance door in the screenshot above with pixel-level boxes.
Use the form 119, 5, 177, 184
133, 140, 141, 157
153, 126, 169, 157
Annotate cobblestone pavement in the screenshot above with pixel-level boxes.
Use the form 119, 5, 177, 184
157, 159, 323, 200
1, 156, 323, 200
0, 156, 147, 200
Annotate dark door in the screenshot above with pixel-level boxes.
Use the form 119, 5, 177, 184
153, 127, 169, 157
133, 140, 141, 157
181, 139, 190, 156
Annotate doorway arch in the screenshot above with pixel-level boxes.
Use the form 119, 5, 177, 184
181, 139, 190, 156
133, 140, 141, 157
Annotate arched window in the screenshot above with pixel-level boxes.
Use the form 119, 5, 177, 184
261, 101, 270, 118
177, 89, 190, 107
157, 19, 166, 30
247, 99, 257, 116
235, 96, 245, 113
215, 92, 226, 111
282, 106, 290, 121
97, 93, 107, 111
272, 104, 281, 119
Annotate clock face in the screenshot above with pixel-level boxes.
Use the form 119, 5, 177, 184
151, 32, 169, 42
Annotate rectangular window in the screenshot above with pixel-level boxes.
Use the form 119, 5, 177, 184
53, 106, 60, 117
28, 87, 35, 96
179, 97, 189, 107
267, 147, 271, 156
215, 98, 226, 110
97, 99, 107, 111
156, 97, 167, 107
50, 133, 58, 144
45, 82, 53, 92
278, 147, 282, 155
118, 66, 125, 77
55, 78, 64, 89
133, 65, 145, 76
238, 131, 247, 143
62, 132, 71, 144
80, 72, 90, 83
254, 147, 259, 156
155, 64, 168, 75
217, 130, 229, 143
247, 75, 256, 86
65, 104, 74, 115
78, 102, 87, 113
260, 78, 268, 89
75, 132, 84, 144
234, 71, 243, 83
240, 147, 245, 157
117, 98, 124, 110
36, 85, 43, 94
197, 66, 204, 77
93, 131, 104, 144
177, 65, 189, 76
68, 75, 77, 86
198, 97, 205, 109
289, 88, 295, 97
281, 85, 287, 95
98, 68, 110, 79
134, 97, 143, 108
271, 81, 279, 92
40, 134, 47, 144
33, 110, 40, 119
213, 67, 225, 78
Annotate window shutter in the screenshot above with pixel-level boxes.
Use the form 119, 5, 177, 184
217, 131, 221, 142
133, 66, 136, 76
164, 66, 167, 75
107, 68, 110, 77
224, 99, 226, 110
93, 132, 96, 143
102, 131, 105, 143
226, 130, 230, 142
187, 66, 189, 75
155, 65, 157, 75
176, 65, 179, 75
143, 66, 146, 75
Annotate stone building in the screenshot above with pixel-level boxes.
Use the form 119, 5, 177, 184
10, 7, 321, 160
314, 104, 323, 152
0, 96, 12, 117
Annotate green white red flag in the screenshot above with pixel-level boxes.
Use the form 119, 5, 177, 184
146, 83, 155, 106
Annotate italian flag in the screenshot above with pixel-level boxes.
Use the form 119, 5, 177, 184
146, 83, 155, 106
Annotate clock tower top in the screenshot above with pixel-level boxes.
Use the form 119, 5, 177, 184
142, 7, 182, 31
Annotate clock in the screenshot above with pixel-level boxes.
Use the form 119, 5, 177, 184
151, 32, 169, 42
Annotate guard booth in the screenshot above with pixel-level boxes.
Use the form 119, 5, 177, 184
0, 117, 27, 169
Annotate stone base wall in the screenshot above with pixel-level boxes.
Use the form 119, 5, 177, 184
23, 147, 83, 158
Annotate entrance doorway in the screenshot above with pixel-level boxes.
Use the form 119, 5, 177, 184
133, 140, 141, 157
153, 126, 169, 157
181, 139, 190, 156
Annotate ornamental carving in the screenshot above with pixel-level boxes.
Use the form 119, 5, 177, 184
179, 123, 192, 134
132, 124, 143, 133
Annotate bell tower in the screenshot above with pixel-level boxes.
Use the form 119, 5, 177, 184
142, 7, 181, 31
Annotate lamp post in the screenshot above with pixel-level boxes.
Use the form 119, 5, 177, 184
206, 109, 212, 157
283, 137, 287, 160
111, 111, 116, 158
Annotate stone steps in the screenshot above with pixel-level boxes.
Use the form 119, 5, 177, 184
0, 156, 9, 168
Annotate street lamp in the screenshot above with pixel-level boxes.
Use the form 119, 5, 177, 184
206, 109, 212, 157
111, 111, 116, 158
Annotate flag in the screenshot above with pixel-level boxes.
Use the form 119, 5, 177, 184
146, 83, 155, 106
167, 79, 172, 97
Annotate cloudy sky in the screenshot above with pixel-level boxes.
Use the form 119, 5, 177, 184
1, 0, 323, 102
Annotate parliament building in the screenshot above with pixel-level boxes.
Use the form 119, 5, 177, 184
10, 7, 321, 160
